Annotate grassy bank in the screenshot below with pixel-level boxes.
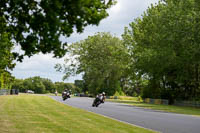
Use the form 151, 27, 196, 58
0, 94, 155, 133
107, 98, 200, 116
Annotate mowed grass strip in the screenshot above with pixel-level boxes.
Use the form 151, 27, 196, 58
107, 99, 200, 116
0, 95, 156, 133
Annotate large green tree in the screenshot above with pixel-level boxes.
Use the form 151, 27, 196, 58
56, 32, 130, 95
123, 0, 200, 101
0, 0, 115, 60
0, 16, 15, 89
0, 29, 15, 71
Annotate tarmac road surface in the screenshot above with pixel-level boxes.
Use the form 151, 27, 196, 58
51, 96, 200, 133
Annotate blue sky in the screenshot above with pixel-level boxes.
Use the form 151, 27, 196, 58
11, 0, 159, 83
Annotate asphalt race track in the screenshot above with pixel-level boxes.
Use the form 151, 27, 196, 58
51, 96, 200, 133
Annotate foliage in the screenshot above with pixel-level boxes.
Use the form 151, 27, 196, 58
0, 0, 116, 60
0, 32, 15, 70
74, 80, 84, 93
113, 91, 126, 96
23, 78, 34, 92
0, 16, 15, 89
31, 77, 46, 93
122, 0, 200, 102
11, 79, 24, 91
54, 82, 78, 93
11, 76, 78, 94
56, 32, 130, 95
41, 78, 55, 93
0, 71, 14, 89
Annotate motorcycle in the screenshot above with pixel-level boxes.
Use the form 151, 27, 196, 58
62, 91, 70, 101
92, 95, 105, 107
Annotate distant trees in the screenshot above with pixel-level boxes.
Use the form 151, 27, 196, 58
41, 78, 55, 93
11, 76, 79, 94
54, 82, 78, 93
12, 79, 24, 91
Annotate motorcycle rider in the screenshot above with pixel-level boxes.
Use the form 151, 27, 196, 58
92, 92, 106, 107
97, 92, 106, 103
62, 89, 71, 98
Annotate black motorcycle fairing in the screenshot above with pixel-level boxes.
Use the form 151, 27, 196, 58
92, 96, 104, 107
62, 92, 70, 101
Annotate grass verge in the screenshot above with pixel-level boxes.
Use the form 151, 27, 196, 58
46, 93, 62, 96
107, 99, 200, 116
0, 94, 155, 133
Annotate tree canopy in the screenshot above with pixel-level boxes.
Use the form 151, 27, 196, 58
0, 0, 116, 60
122, 0, 200, 102
56, 32, 130, 95
54, 0, 200, 101
0, 16, 15, 71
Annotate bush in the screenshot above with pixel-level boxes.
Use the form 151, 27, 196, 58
114, 91, 126, 96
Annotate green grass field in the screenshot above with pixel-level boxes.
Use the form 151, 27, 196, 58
107, 99, 200, 116
0, 94, 155, 133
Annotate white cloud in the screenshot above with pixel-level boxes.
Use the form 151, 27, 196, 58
109, 0, 122, 13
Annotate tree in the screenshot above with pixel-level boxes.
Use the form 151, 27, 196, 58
23, 78, 34, 92
74, 80, 84, 93
0, 16, 15, 89
0, 32, 15, 71
11, 79, 25, 92
54, 82, 77, 93
0, 17, 15, 68
0, 71, 14, 89
41, 78, 55, 93
0, 32, 15, 89
12, 77, 78, 94
56, 32, 130, 95
23, 77, 46, 93
34, 81, 45, 94
0, 0, 116, 60
122, 0, 200, 101
54, 82, 65, 93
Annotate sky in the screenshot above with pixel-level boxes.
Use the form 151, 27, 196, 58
11, 0, 159, 83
